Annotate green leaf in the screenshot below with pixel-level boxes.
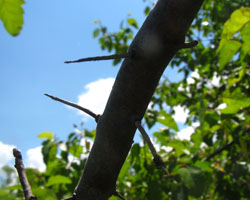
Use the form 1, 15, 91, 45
168, 140, 189, 156
178, 166, 209, 197
127, 18, 138, 29
218, 7, 250, 52
221, 97, 250, 114
93, 28, 100, 38
157, 110, 179, 131
218, 39, 242, 70
46, 175, 72, 187
0, 0, 24, 36
241, 22, 250, 56
130, 143, 140, 163
32, 187, 57, 200
144, 6, 151, 16
69, 144, 83, 158
38, 132, 53, 140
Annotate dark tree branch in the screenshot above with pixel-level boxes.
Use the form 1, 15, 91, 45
13, 148, 37, 200
135, 121, 167, 174
44, 94, 100, 122
73, 0, 204, 199
114, 190, 126, 200
205, 128, 250, 161
64, 53, 129, 64
205, 141, 234, 161
181, 40, 199, 49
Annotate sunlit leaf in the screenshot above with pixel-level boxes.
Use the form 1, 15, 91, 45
157, 110, 179, 131
46, 175, 72, 187
127, 18, 138, 29
218, 39, 241, 70
221, 97, 250, 114
38, 132, 53, 140
241, 22, 250, 55
69, 144, 83, 158
218, 7, 250, 52
0, 0, 24, 36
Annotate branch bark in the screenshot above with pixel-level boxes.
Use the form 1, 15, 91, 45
74, 0, 204, 199
13, 148, 37, 200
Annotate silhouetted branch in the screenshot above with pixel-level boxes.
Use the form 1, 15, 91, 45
135, 121, 167, 174
64, 53, 129, 64
205, 128, 250, 161
44, 94, 100, 122
13, 148, 37, 200
114, 190, 126, 200
181, 40, 199, 49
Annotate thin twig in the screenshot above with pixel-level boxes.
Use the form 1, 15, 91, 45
44, 94, 100, 122
13, 148, 37, 200
181, 40, 199, 49
114, 190, 126, 200
205, 141, 234, 161
205, 128, 250, 161
64, 53, 129, 64
64, 193, 76, 200
135, 121, 167, 174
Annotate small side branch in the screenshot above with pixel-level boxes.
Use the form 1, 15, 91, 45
13, 148, 37, 200
64, 53, 129, 64
205, 141, 234, 161
205, 128, 250, 161
44, 94, 100, 122
114, 190, 126, 200
180, 40, 199, 49
135, 121, 167, 174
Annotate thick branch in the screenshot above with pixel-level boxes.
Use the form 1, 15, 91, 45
74, 0, 204, 199
13, 148, 37, 200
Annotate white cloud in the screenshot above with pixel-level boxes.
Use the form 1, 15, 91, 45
173, 105, 189, 123
26, 146, 46, 172
77, 78, 115, 119
176, 122, 200, 140
187, 70, 200, 84
0, 141, 15, 167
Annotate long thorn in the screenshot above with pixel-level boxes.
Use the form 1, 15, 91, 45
135, 121, 167, 174
65, 53, 129, 64
44, 94, 100, 122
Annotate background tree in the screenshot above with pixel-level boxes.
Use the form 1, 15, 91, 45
1, 0, 250, 199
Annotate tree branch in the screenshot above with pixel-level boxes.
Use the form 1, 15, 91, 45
135, 121, 167, 174
205, 128, 250, 161
44, 94, 100, 122
114, 190, 126, 200
64, 53, 129, 64
13, 148, 37, 200
181, 40, 199, 49
73, 0, 204, 199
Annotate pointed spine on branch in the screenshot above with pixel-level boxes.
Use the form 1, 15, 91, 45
135, 121, 167, 174
13, 148, 37, 200
180, 40, 199, 49
64, 53, 129, 64
44, 93, 100, 122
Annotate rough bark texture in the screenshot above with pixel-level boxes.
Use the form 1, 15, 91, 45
75, 0, 204, 199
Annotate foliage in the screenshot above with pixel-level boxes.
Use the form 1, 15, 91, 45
1, 0, 250, 199
0, 0, 24, 36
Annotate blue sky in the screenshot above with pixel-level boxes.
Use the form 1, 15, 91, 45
0, 0, 189, 170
